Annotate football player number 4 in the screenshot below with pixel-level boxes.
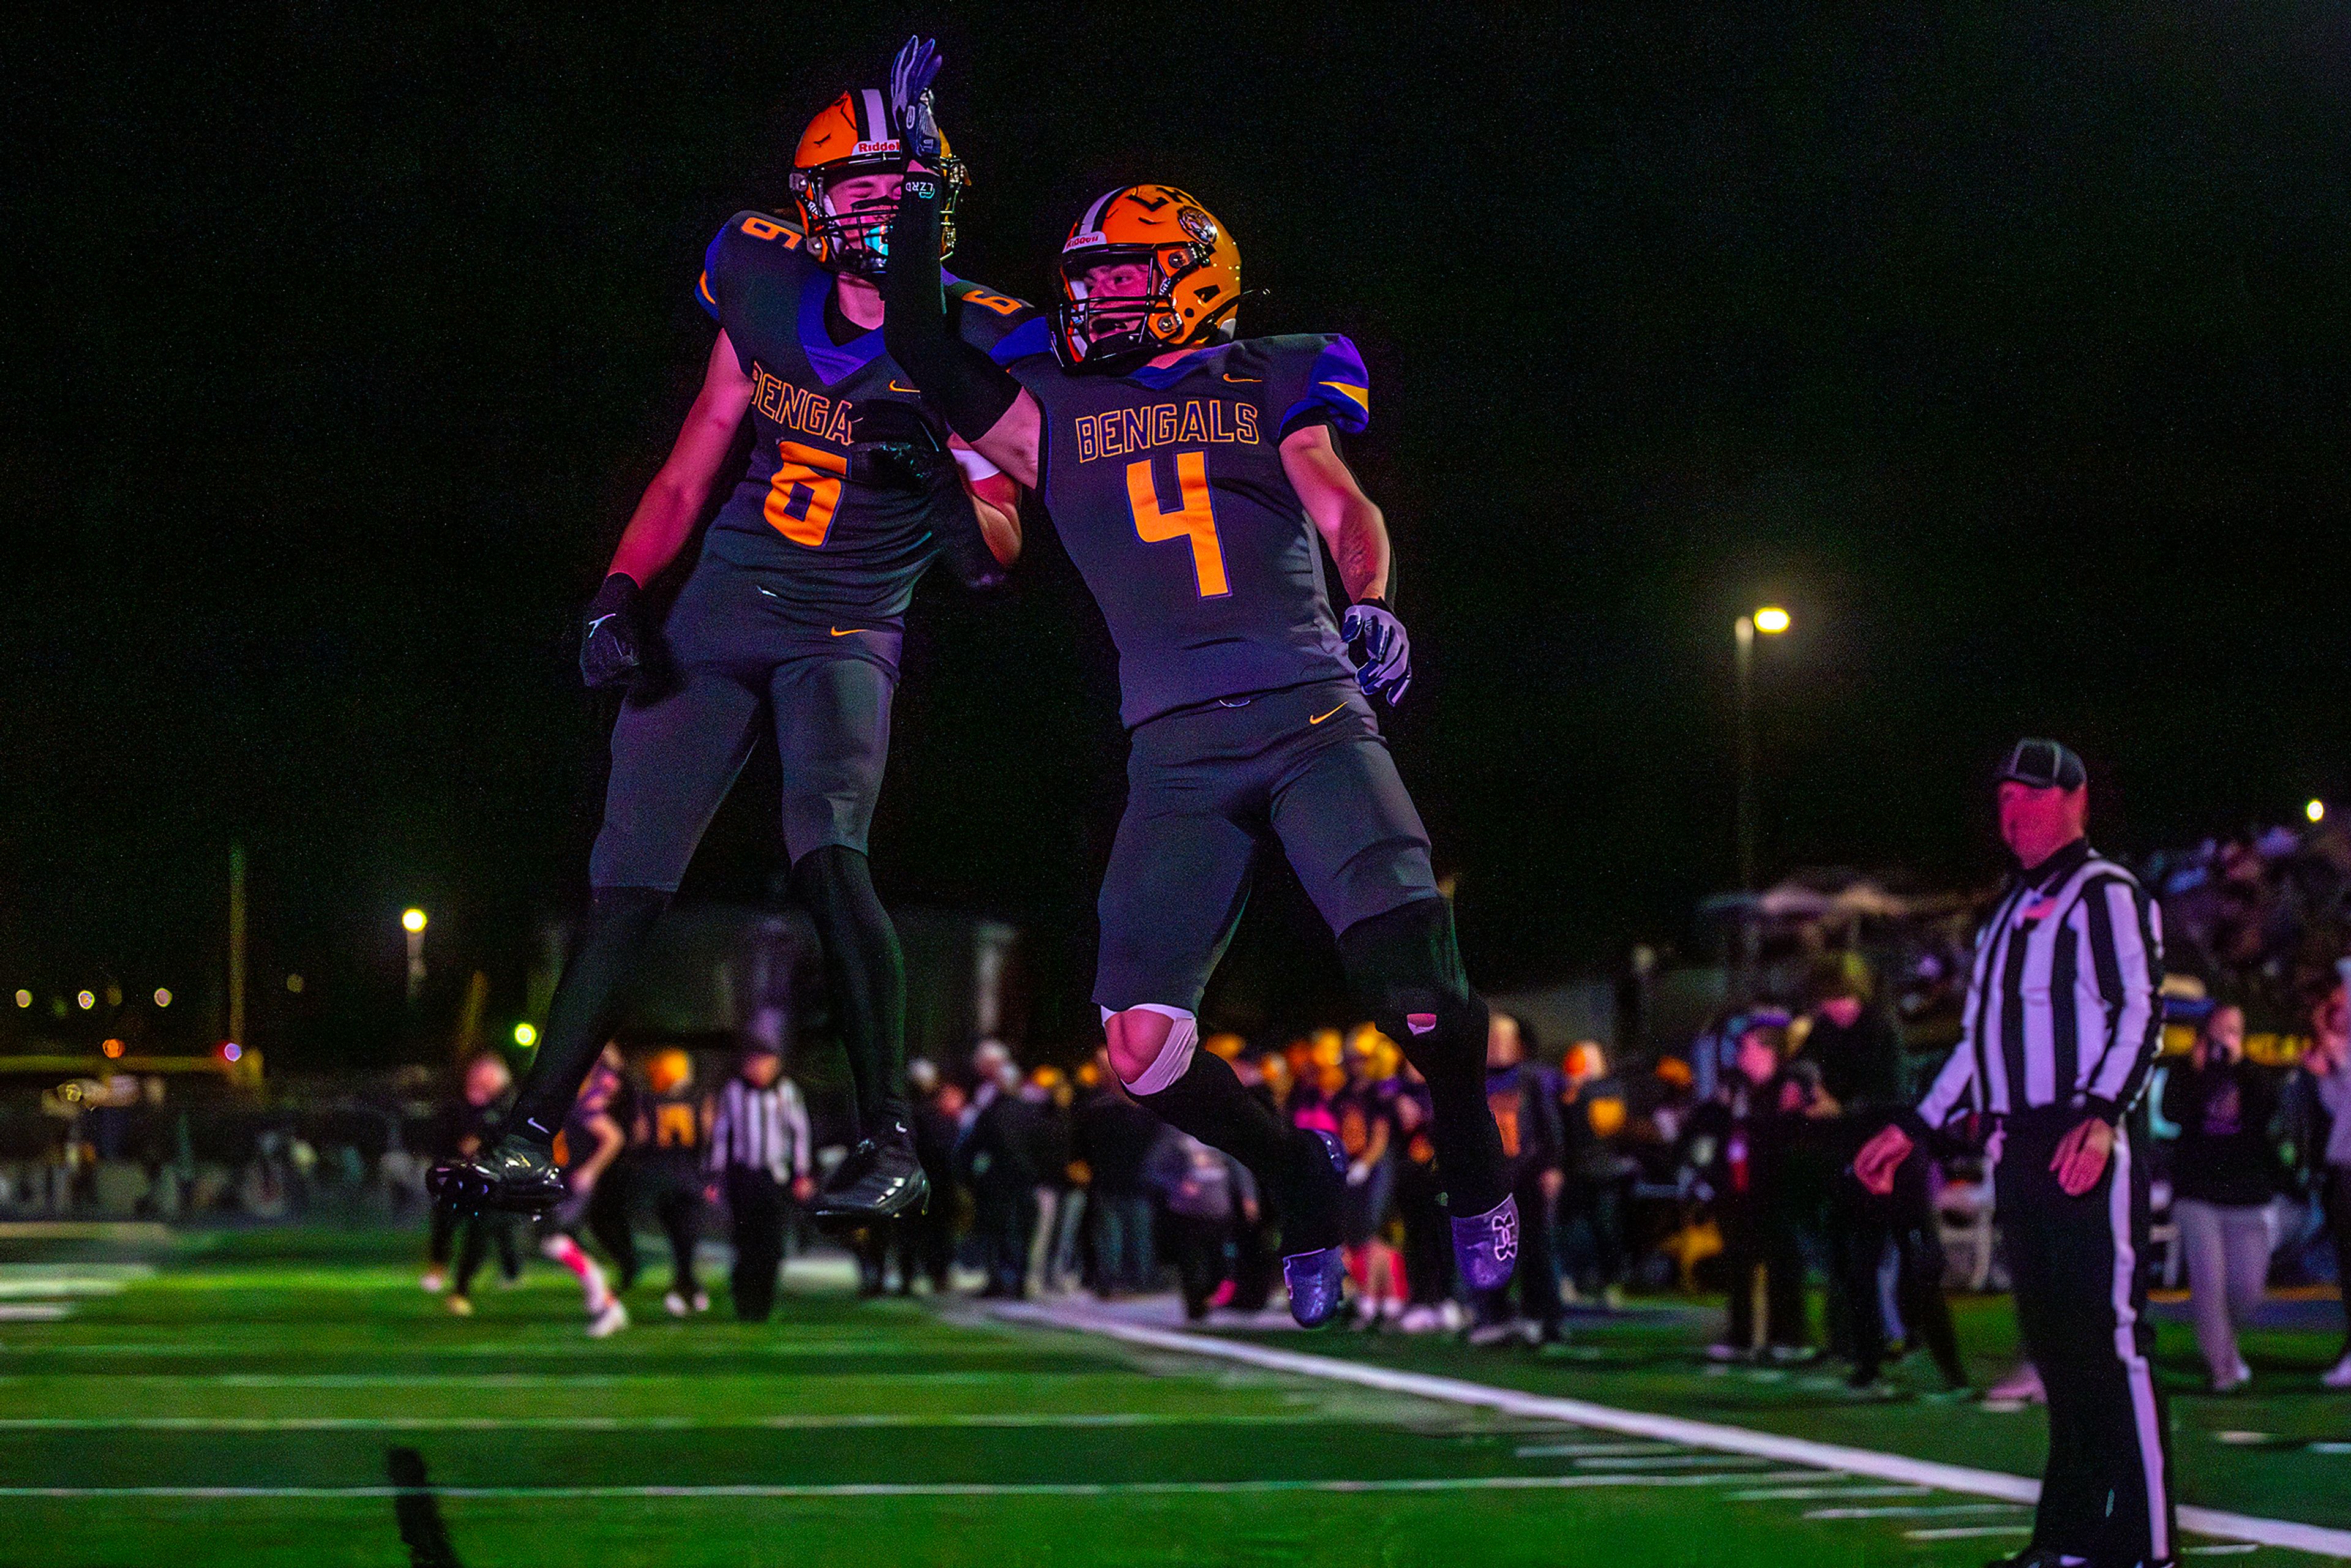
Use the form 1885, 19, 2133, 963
1125, 451, 1229, 598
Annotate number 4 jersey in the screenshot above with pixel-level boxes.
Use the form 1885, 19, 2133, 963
1006, 334, 1374, 727
697, 209, 1038, 631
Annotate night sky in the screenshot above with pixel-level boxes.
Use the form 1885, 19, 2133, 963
9, 4, 2349, 1061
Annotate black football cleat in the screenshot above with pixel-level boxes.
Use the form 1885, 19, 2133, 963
427, 1134, 569, 1214
808, 1122, 930, 1221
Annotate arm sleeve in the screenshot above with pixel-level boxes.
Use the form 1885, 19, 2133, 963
2082, 877, 2165, 1117
880, 167, 1024, 443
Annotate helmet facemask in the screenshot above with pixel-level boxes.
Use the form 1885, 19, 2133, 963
1055, 239, 1236, 370
793, 154, 967, 279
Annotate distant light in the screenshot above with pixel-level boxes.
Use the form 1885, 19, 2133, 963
285, 973, 304, 994
2309, 798, 2327, 824
76, 991, 96, 1011
1753, 606, 1791, 635
101, 1039, 124, 1060
401, 908, 428, 934
220, 1042, 243, 1063
153, 988, 172, 1008
513, 1022, 539, 1048
12, 990, 28, 1010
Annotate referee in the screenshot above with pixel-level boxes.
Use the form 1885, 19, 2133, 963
1856, 739, 2171, 1568
707, 1045, 815, 1322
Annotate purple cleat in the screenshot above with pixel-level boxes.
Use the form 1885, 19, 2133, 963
1452, 1193, 1520, 1292
1281, 1130, 1351, 1328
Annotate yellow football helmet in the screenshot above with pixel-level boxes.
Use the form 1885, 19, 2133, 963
789, 87, 966, 278
1053, 184, 1241, 369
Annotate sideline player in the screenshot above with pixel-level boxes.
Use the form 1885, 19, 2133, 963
876, 41, 1515, 1326
432, 71, 1036, 1224
545, 1046, 632, 1338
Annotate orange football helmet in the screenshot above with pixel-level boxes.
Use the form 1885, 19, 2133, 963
789, 86, 967, 278
1053, 185, 1241, 369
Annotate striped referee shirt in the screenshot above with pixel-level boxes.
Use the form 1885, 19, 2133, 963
707, 1076, 812, 1184
1914, 837, 2164, 1131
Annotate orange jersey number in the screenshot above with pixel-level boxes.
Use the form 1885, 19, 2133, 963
1125, 449, 1229, 598
765, 440, 847, 546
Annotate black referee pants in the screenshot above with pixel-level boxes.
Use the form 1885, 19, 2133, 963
1995, 1111, 2174, 1566
724, 1169, 788, 1322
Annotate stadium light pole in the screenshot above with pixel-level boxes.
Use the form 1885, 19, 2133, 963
402, 907, 429, 1003
1734, 607, 1791, 893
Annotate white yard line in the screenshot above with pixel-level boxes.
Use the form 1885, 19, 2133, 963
0, 1471, 1824, 1502
0, 1412, 1329, 1432
0, 1305, 72, 1322
999, 1303, 2351, 1561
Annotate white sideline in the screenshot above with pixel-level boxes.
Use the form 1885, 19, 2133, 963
997, 1304, 2351, 1561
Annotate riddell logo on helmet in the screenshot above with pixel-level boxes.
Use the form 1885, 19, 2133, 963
852, 138, 901, 156
1063, 231, 1109, 251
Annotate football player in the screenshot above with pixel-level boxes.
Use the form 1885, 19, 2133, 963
432, 67, 1036, 1225
876, 40, 1515, 1326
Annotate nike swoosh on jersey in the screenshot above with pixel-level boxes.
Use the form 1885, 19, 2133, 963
1308, 703, 1348, 725
1222, 373, 1263, 383
830, 627, 870, 637
888, 381, 920, 394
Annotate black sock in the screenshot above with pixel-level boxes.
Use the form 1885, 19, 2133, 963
1133, 1048, 1341, 1255
790, 846, 907, 1136
1340, 896, 1509, 1217
506, 887, 670, 1145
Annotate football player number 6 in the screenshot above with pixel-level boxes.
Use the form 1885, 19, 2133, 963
1125, 451, 1229, 598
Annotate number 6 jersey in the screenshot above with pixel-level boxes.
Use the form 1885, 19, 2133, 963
1005, 333, 1373, 727
696, 209, 1035, 632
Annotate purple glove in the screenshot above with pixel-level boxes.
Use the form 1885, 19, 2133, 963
1340, 597, 1411, 705
887, 36, 945, 164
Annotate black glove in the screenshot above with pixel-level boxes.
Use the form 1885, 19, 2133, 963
579, 573, 645, 691
847, 440, 954, 493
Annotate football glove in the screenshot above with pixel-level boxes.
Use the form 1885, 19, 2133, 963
579, 573, 645, 691
847, 439, 953, 493
1340, 596, 1411, 705
888, 36, 945, 165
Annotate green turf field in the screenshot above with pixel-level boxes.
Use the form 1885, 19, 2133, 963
1, 1229, 2345, 1566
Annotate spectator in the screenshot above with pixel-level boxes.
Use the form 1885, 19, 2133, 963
2162, 1003, 2286, 1390
963, 1057, 1044, 1299
422, 1054, 521, 1314
1469, 1012, 1565, 1345
1025, 1066, 1080, 1296
639, 1048, 710, 1316
1390, 1070, 1458, 1332
1558, 1039, 1637, 1309
706, 1043, 814, 1323
1332, 1029, 1401, 1327
1078, 1056, 1160, 1297
1144, 1127, 1258, 1319
898, 1062, 962, 1296
1689, 1020, 1812, 1359
1808, 969, 1968, 1393
2280, 971, 2351, 1387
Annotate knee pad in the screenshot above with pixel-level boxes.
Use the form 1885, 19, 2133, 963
1337, 896, 1474, 1033
1103, 1004, 1199, 1097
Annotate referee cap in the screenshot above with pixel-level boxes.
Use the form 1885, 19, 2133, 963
1997, 737, 2087, 791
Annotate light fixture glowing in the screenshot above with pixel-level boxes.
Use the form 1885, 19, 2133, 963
1753, 606, 1791, 635
153, 988, 172, 1008
285, 973, 304, 994
401, 908, 428, 934
12, 990, 28, 1009
102, 1039, 124, 1060
513, 1022, 539, 1048
220, 1042, 243, 1063
2311, 798, 2328, 824
76, 990, 96, 1011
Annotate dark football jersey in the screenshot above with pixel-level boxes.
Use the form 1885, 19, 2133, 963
1006, 334, 1372, 726
697, 211, 1039, 629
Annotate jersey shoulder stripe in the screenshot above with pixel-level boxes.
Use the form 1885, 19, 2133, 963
1229, 332, 1371, 437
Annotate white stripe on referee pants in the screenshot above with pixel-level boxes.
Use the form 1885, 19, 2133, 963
2107, 1129, 2169, 1560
